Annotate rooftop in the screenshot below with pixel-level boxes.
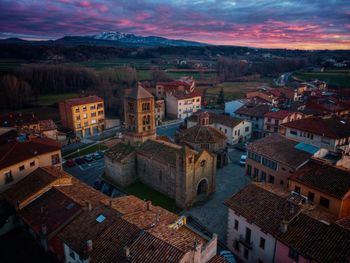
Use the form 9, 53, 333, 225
247, 134, 312, 168
264, 110, 298, 120
63, 95, 103, 107
188, 111, 243, 128
0, 112, 38, 128
38, 119, 57, 131
168, 91, 201, 100
126, 84, 153, 100
178, 125, 227, 144
235, 104, 271, 118
282, 116, 350, 139
104, 143, 135, 162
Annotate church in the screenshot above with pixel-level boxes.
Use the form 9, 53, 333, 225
103, 84, 216, 208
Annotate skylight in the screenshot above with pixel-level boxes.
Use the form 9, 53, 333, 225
96, 214, 106, 223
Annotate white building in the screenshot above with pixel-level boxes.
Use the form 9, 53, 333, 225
224, 183, 301, 263
166, 91, 201, 119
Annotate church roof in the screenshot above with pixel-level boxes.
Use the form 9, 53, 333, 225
179, 125, 227, 144
127, 84, 153, 100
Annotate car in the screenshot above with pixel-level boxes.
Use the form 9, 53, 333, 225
84, 154, 94, 162
116, 132, 123, 139
93, 152, 103, 160
75, 158, 85, 165
239, 154, 247, 166
66, 159, 75, 167
219, 251, 237, 263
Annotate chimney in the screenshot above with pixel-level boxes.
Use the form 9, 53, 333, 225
280, 220, 289, 233
146, 200, 152, 211
86, 202, 92, 212
124, 246, 130, 258
193, 240, 201, 252
41, 224, 47, 235
86, 240, 93, 252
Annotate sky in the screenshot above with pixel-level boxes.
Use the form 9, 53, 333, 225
0, 0, 349, 50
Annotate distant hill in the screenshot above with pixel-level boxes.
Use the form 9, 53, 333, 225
0, 32, 208, 47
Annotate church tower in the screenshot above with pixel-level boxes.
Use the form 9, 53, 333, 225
123, 83, 156, 145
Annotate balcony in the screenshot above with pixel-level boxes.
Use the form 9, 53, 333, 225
239, 235, 253, 250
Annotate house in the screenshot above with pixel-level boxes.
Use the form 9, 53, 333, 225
59, 95, 105, 138
0, 130, 61, 193
224, 100, 246, 117
156, 77, 195, 99
282, 115, 350, 153
263, 110, 303, 136
3, 166, 219, 263
288, 161, 350, 219
166, 91, 202, 120
246, 134, 312, 188
246, 88, 297, 107
305, 97, 350, 117
187, 111, 251, 145
234, 104, 271, 138
155, 99, 165, 126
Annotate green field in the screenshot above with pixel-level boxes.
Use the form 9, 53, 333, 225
64, 143, 107, 158
37, 93, 80, 106
125, 182, 181, 213
293, 70, 350, 88
0, 60, 23, 71
206, 78, 273, 100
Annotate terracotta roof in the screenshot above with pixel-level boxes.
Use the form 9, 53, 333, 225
63, 95, 103, 107
38, 119, 57, 131
105, 143, 135, 162
247, 134, 311, 168
138, 139, 197, 167
169, 91, 201, 100
290, 162, 350, 199
3, 167, 71, 209
336, 216, 350, 231
278, 213, 350, 263
0, 112, 38, 128
179, 125, 227, 144
235, 104, 271, 117
188, 111, 243, 128
19, 188, 82, 238
208, 255, 229, 263
264, 110, 297, 120
282, 116, 350, 139
127, 84, 153, 99
0, 137, 61, 170
224, 183, 302, 237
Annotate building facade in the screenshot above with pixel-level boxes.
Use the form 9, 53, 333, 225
166, 91, 201, 120
59, 96, 105, 138
263, 110, 303, 136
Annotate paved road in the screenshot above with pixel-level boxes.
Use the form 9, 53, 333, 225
156, 122, 183, 139
184, 148, 251, 244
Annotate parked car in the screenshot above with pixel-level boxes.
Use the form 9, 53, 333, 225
93, 152, 103, 160
219, 251, 237, 263
239, 154, 247, 166
75, 158, 86, 165
116, 132, 123, 139
66, 159, 75, 167
84, 154, 94, 162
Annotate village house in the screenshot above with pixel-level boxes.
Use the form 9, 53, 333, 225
156, 77, 195, 100
59, 95, 105, 138
166, 91, 202, 120
187, 111, 252, 145
263, 110, 303, 136
155, 99, 165, 126
2, 166, 219, 263
246, 134, 312, 188
234, 104, 271, 139
246, 88, 297, 108
282, 115, 350, 154
0, 129, 61, 193
304, 97, 350, 117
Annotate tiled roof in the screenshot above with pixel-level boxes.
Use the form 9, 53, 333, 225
105, 143, 135, 162
278, 213, 350, 263
38, 119, 57, 131
264, 110, 296, 120
138, 139, 197, 166
247, 134, 311, 168
290, 162, 350, 199
336, 216, 350, 231
3, 167, 71, 209
188, 111, 243, 128
179, 125, 227, 144
282, 116, 350, 139
208, 255, 229, 263
126, 85, 153, 99
0, 112, 38, 128
235, 104, 271, 117
64, 95, 103, 107
0, 137, 61, 170
19, 188, 82, 238
169, 91, 201, 100
224, 183, 301, 237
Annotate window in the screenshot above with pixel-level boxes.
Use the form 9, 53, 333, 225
262, 157, 277, 170
294, 186, 301, 194
247, 165, 252, 176
188, 157, 193, 164
254, 168, 259, 178
234, 130, 237, 135
91, 112, 97, 117
234, 239, 240, 251
245, 126, 249, 132
234, 219, 239, 230
290, 130, 298, 135
268, 175, 275, 184
260, 237, 265, 250
90, 105, 96, 110
320, 197, 330, 208
83, 114, 88, 119
200, 160, 207, 167
288, 247, 299, 262
19, 165, 25, 171
30, 161, 35, 167
260, 171, 266, 182
142, 103, 150, 112
308, 192, 315, 202
51, 154, 60, 165
69, 247, 76, 260
4, 171, 13, 184
75, 107, 80, 113
244, 248, 249, 259
76, 116, 81, 121
245, 227, 251, 242
280, 180, 284, 185
82, 106, 87, 111
224, 129, 227, 134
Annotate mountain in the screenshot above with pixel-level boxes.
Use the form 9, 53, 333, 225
0, 32, 207, 47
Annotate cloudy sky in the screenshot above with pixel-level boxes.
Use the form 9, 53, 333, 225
0, 0, 349, 49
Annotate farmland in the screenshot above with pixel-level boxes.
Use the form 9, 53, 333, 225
293, 69, 350, 88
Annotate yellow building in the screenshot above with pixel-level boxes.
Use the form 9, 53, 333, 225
0, 133, 61, 193
59, 96, 105, 138
123, 84, 156, 145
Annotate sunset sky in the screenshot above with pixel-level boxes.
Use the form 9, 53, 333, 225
0, 0, 349, 50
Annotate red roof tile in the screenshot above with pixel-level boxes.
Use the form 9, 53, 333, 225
264, 110, 297, 120
63, 96, 103, 107
169, 91, 201, 100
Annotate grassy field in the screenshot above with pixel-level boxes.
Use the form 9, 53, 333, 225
66, 58, 154, 70
125, 182, 181, 213
37, 93, 80, 106
0, 59, 23, 71
65, 144, 107, 158
293, 70, 350, 88
206, 78, 273, 100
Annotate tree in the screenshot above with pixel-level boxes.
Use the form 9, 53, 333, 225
217, 87, 225, 105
